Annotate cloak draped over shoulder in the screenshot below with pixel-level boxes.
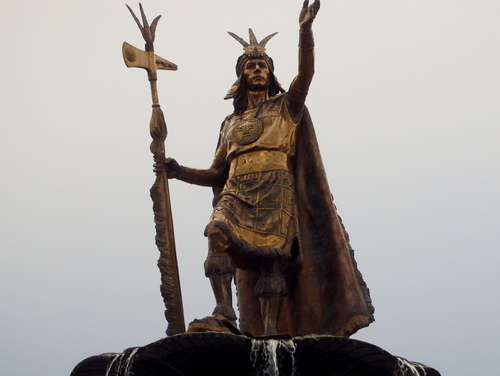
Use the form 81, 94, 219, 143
292, 107, 374, 337
210, 104, 374, 337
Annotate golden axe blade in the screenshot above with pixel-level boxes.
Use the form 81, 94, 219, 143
122, 41, 177, 72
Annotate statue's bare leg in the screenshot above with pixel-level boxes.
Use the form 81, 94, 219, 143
255, 258, 288, 336
204, 229, 237, 322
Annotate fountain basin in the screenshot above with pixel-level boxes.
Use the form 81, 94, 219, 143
71, 332, 440, 376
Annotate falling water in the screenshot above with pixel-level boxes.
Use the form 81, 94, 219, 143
104, 355, 119, 376
250, 339, 297, 376
394, 357, 428, 376
104, 347, 139, 376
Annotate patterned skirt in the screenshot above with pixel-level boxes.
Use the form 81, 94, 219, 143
208, 169, 298, 258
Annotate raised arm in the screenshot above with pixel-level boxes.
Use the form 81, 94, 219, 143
288, 0, 320, 119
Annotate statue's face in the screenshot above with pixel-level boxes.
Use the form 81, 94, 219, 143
243, 58, 270, 90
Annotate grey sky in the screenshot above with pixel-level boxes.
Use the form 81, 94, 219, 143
1, 1, 499, 375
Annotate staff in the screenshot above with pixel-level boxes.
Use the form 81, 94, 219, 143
122, 3, 185, 336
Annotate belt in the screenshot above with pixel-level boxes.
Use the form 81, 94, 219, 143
229, 150, 289, 177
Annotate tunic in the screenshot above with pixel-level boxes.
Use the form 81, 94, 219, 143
208, 94, 299, 263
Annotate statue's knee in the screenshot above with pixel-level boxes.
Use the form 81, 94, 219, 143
206, 224, 230, 251
204, 224, 235, 276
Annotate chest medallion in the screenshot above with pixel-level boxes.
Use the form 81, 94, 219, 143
231, 118, 263, 145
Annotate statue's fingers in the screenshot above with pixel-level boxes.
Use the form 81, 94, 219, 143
303, 0, 309, 10
309, 1, 320, 20
315, 0, 321, 12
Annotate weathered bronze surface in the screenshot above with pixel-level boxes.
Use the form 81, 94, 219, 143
163, 0, 374, 338
123, 4, 184, 336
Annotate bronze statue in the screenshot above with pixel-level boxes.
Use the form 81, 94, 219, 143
161, 0, 374, 337
70, 5, 444, 375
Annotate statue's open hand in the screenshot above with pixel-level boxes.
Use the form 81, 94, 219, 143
299, 0, 320, 30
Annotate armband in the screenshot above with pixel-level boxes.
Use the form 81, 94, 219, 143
299, 30, 315, 50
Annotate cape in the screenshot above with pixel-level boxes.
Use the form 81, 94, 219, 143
211, 104, 375, 338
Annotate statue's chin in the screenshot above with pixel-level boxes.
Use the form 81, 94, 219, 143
247, 85, 268, 92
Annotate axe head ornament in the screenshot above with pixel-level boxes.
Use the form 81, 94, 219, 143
122, 41, 177, 72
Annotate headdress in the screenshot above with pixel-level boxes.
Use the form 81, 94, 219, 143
229, 28, 277, 57
225, 29, 283, 100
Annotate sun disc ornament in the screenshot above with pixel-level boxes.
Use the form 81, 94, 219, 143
232, 118, 264, 145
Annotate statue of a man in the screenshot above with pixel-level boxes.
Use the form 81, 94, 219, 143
163, 0, 374, 337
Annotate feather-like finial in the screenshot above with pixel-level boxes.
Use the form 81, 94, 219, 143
227, 28, 278, 56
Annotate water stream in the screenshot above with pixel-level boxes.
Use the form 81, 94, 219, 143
250, 339, 297, 376
394, 357, 428, 376
104, 348, 139, 376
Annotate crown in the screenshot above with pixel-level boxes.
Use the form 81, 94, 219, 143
228, 28, 278, 57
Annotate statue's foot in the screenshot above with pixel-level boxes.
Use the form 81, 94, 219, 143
187, 314, 243, 335
212, 303, 237, 323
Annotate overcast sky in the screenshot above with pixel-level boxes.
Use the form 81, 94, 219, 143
1, 1, 499, 375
